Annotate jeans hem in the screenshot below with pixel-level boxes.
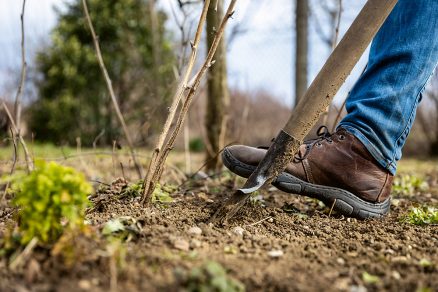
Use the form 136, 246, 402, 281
337, 124, 397, 175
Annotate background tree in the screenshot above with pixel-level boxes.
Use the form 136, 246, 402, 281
29, 0, 175, 145
205, 0, 229, 171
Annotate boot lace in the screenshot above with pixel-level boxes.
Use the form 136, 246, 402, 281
295, 126, 333, 161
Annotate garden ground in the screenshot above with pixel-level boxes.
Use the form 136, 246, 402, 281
0, 146, 437, 291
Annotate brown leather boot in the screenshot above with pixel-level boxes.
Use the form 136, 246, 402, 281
222, 127, 393, 219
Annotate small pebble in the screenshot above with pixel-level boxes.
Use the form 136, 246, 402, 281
232, 226, 245, 236
188, 226, 202, 236
190, 239, 202, 249
267, 249, 284, 258
174, 239, 190, 251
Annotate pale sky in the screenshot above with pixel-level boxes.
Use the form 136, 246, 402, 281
0, 0, 368, 106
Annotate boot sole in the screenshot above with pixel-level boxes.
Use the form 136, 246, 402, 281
222, 148, 390, 220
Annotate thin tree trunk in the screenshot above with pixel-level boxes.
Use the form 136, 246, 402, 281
294, 0, 308, 106
205, 0, 229, 171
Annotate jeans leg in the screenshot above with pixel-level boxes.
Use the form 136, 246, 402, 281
339, 0, 438, 175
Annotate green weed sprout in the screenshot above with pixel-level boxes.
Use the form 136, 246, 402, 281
183, 261, 245, 292
392, 174, 428, 197
119, 181, 173, 203
401, 206, 438, 225
10, 160, 92, 244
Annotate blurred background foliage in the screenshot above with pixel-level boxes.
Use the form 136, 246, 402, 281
29, 0, 175, 145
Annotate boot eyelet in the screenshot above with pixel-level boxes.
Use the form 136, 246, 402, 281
327, 140, 333, 144
316, 142, 322, 147
339, 135, 345, 140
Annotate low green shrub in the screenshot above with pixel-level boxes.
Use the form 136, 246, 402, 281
401, 206, 438, 225
10, 160, 92, 244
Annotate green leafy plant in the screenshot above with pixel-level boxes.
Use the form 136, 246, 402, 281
10, 160, 92, 244
152, 183, 174, 203
119, 181, 173, 203
401, 206, 438, 225
249, 191, 265, 207
392, 174, 428, 197
181, 261, 245, 292
102, 216, 141, 241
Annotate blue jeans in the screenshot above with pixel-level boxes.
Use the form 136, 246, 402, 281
339, 0, 438, 175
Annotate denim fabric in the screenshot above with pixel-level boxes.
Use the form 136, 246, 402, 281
339, 0, 438, 175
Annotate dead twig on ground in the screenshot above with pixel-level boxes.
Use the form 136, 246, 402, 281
328, 198, 337, 217
82, 0, 143, 179
9, 237, 38, 271
244, 216, 272, 227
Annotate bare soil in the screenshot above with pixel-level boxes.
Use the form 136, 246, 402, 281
1, 161, 437, 292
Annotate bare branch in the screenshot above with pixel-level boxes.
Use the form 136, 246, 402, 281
153, 0, 238, 191
2, 101, 33, 172
140, 0, 212, 205
13, 0, 26, 132
141, 0, 238, 204
331, 0, 342, 49
82, 0, 143, 179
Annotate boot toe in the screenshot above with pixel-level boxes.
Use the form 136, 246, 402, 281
224, 145, 267, 166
